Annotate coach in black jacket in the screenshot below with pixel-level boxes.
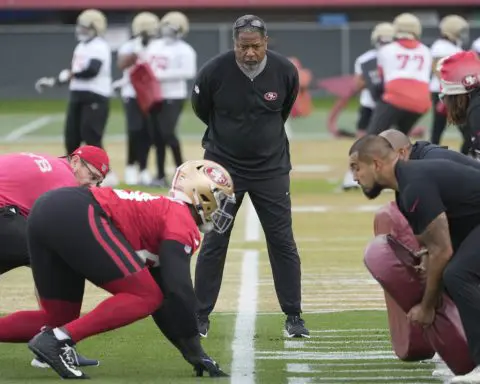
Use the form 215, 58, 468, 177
358, 128, 480, 200
191, 14, 308, 338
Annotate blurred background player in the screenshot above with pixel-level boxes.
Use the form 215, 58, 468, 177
342, 22, 394, 190
366, 13, 432, 135
34, 9, 118, 186
429, 15, 470, 153
114, 12, 160, 186
144, 11, 197, 187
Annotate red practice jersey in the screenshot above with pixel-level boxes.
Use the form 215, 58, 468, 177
90, 187, 201, 267
0, 152, 78, 216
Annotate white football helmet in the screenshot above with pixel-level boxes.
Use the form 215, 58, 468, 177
371, 22, 395, 48
440, 15, 469, 46
160, 11, 189, 40
132, 12, 160, 37
76, 9, 107, 42
169, 160, 236, 234
393, 13, 422, 40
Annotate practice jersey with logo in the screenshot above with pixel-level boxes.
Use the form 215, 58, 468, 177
377, 40, 432, 114
144, 38, 197, 100
70, 37, 112, 97
117, 39, 136, 99
90, 187, 201, 267
429, 39, 462, 93
354, 49, 379, 109
0, 153, 78, 216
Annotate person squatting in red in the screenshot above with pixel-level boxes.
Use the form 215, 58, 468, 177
0, 145, 110, 369
0, 159, 235, 380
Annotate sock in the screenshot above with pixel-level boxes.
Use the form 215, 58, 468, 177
53, 327, 71, 341
65, 270, 163, 343
0, 310, 49, 342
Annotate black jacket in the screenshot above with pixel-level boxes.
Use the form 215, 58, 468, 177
191, 50, 299, 179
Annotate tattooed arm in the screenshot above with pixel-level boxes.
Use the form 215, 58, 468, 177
416, 213, 453, 310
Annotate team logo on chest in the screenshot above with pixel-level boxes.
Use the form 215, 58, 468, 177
264, 92, 278, 101
204, 167, 229, 187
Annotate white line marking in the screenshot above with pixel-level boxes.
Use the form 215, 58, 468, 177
285, 118, 293, 139
255, 351, 396, 360
310, 328, 388, 333
287, 376, 436, 382
244, 196, 261, 242
4, 115, 54, 142
287, 364, 431, 374
230, 198, 261, 383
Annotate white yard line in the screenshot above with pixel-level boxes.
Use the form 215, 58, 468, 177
230, 196, 261, 383
3, 115, 54, 142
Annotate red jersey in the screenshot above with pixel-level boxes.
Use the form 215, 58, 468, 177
90, 187, 201, 267
0, 152, 78, 216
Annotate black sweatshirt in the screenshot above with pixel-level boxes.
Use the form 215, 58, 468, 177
191, 50, 299, 179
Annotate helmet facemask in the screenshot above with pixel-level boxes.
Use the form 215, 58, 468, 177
192, 187, 236, 234
75, 24, 96, 42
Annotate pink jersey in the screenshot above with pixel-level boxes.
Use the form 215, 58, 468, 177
0, 152, 78, 216
90, 187, 201, 267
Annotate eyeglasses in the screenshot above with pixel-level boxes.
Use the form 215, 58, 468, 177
234, 17, 266, 31
80, 158, 104, 186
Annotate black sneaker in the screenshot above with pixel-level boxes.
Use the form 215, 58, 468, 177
28, 329, 88, 379
198, 318, 210, 338
194, 357, 229, 377
284, 315, 310, 338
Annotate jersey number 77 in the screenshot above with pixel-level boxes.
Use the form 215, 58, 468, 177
396, 53, 425, 71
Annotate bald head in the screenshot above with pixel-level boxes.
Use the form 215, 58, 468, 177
349, 135, 395, 163
379, 129, 412, 151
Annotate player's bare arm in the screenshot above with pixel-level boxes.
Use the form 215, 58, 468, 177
416, 212, 453, 309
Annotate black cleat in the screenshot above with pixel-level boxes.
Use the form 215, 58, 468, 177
32, 353, 100, 368
194, 357, 229, 377
28, 329, 88, 379
284, 315, 310, 338
198, 318, 210, 338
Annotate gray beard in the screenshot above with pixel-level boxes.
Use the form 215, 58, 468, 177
237, 56, 267, 80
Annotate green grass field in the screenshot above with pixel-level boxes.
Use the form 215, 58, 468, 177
0, 98, 461, 383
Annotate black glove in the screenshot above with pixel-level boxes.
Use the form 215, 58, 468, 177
194, 357, 229, 378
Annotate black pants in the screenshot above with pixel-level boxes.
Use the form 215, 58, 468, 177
443, 224, 480, 365
27, 187, 145, 301
429, 92, 471, 154
65, 91, 110, 154
150, 99, 184, 179
0, 206, 29, 274
194, 152, 302, 318
124, 98, 151, 171
366, 100, 422, 135
356, 106, 373, 133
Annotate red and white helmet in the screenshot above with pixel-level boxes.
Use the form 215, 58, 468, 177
438, 50, 480, 95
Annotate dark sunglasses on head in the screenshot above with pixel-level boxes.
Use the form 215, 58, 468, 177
234, 17, 265, 31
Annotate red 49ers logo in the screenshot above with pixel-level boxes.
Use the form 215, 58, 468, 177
204, 167, 229, 186
264, 92, 278, 101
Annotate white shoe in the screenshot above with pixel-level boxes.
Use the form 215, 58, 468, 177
31, 357, 50, 369
432, 368, 453, 378
124, 165, 139, 185
138, 170, 153, 185
101, 171, 120, 187
450, 366, 480, 383
342, 170, 359, 190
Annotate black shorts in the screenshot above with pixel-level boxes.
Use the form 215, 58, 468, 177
27, 186, 146, 302
0, 205, 29, 274
366, 100, 422, 135
357, 106, 373, 132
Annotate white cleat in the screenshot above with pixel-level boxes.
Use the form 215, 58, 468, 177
138, 169, 153, 186
449, 366, 480, 383
124, 165, 139, 185
342, 170, 359, 190
101, 171, 120, 187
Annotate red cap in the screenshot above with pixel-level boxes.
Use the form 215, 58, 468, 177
439, 50, 480, 95
71, 145, 110, 176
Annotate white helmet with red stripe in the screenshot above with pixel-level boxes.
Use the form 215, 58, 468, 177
169, 160, 236, 234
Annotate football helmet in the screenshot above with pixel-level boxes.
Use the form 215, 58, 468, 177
160, 11, 189, 39
440, 15, 469, 46
132, 12, 160, 37
393, 13, 422, 40
169, 160, 235, 234
371, 22, 395, 48
76, 9, 107, 42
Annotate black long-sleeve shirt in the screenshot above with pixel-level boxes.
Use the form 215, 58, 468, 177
467, 89, 480, 155
191, 50, 299, 179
